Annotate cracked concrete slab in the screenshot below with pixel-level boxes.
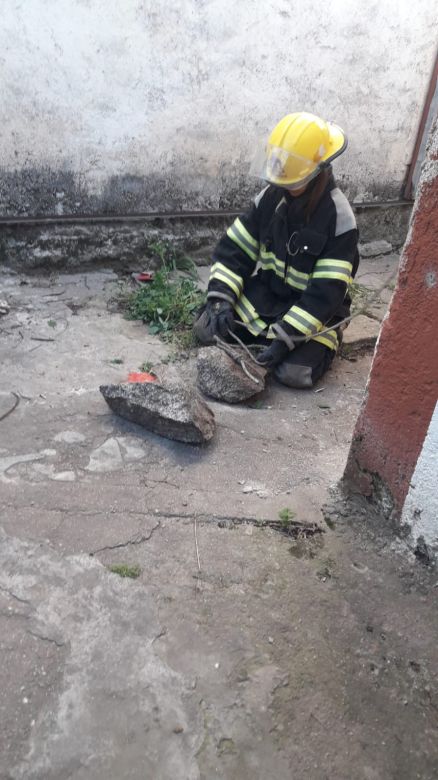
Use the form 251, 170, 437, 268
0, 529, 200, 780
1, 264, 437, 779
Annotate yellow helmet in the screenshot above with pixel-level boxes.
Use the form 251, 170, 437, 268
252, 112, 347, 190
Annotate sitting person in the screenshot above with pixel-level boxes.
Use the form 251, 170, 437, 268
194, 111, 359, 388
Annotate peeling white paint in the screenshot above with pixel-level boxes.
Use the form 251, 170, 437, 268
0, 0, 437, 207
402, 402, 438, 551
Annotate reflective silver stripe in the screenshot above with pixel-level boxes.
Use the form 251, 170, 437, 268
284, 310, 317, 335
312, 329, 339, 351
207, 290, 235, 304
227, 223, 258, 260
235, 296, 267, 335
210, 263, 243, 296
330, 188, 356, 236
284, 305, 322, 335
260, 247, 309, 291
313, 263, 352, 275
286, 269, 308, 291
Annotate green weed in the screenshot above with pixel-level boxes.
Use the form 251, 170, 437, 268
278, 507, 296, 527
125, 270, 205, 343
348, 281, 373, 311
139, 360, 155, 372
107, 563, 141, 579
149, 239, 198, 278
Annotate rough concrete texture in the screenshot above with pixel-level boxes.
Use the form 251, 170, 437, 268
0, 219, 232, 271
197, 346, 267, 403
359, 239, 393, 257
100, 373, 215, 444
1, 264, 437, 778
345, 118, 438, 529
1, 2, 436, 216
402, 402, 438, 553
0, 204, 411, 272
0, 529, 201, 780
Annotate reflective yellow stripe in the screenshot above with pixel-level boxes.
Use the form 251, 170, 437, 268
210, 262, 244, 296
312, 271, 351, 283
312, 329, 339, 351
283, 305, 323, 335
234, 218, 259, 249
260, 247, 309, 291
211, 262, 243, 286
227, 219, 259, 261
315, 259, 353, 270
312, 258, 353, 285
211, 271, 241, 297
235, 294, 268, 336
260, 248, 309, 280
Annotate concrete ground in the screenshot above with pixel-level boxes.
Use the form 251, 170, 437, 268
0, 259, 437, 780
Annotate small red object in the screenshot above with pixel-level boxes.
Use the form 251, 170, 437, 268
127, 372, 157, 383
132, 271, 155, 284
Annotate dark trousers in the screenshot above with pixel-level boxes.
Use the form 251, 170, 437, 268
193, 309, 337, 389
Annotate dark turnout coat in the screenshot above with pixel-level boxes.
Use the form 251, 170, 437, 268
207, 173, 359, 351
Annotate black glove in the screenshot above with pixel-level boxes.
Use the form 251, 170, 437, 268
207, 299, 236, 339
257, 339, 290, 369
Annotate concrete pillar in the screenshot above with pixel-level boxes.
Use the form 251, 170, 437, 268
345, 117, 438, 554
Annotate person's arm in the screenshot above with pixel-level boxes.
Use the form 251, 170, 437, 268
207, 187, 269, 304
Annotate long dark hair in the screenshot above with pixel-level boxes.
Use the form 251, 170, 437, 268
304, 167, 331, 223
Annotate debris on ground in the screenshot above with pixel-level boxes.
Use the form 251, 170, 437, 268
359, 239, 393, 257
0, 299, 10, 315
197, 345, 267, 403
100, 367, 215, 444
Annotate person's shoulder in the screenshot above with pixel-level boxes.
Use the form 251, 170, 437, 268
253, 184, 281, 210
328, 186, 357, 236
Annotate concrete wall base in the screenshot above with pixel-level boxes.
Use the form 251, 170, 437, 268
0, 204, 412, 271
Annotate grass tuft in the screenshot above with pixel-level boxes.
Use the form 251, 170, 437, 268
107, 563, 141, 579
278, 507, 296, 527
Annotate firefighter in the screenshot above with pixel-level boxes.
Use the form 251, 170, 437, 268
194, 112, 359, 388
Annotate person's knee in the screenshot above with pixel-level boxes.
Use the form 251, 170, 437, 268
274, 363, 314, 389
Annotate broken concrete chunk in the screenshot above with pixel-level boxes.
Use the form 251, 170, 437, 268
100, 376, 215, 444
197, 346, 267, 403
343, 315, 381, 349
359, 240, 393, 257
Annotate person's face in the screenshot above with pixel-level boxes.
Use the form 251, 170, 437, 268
286, 184, 308, 197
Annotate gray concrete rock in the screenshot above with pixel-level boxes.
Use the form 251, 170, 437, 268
197, 346, 267, 403
342, 315, 381, 349
100, 374, 215, 444
359, 239, 393, 257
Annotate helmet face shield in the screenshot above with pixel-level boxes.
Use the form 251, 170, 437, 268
250, 142, 319, 188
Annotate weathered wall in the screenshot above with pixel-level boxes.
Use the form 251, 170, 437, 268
0, 0, 436, 218
344, 117, 438, 555
401, 403, 438, 552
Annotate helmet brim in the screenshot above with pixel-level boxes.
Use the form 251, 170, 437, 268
320, 123, 348, 165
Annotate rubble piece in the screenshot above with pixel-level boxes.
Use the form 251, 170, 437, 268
100, 369, 215, 444
0, 299, 10, 315
342, 315, 381, 350
197, 346, 267, 403
359, 240, 393, 257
